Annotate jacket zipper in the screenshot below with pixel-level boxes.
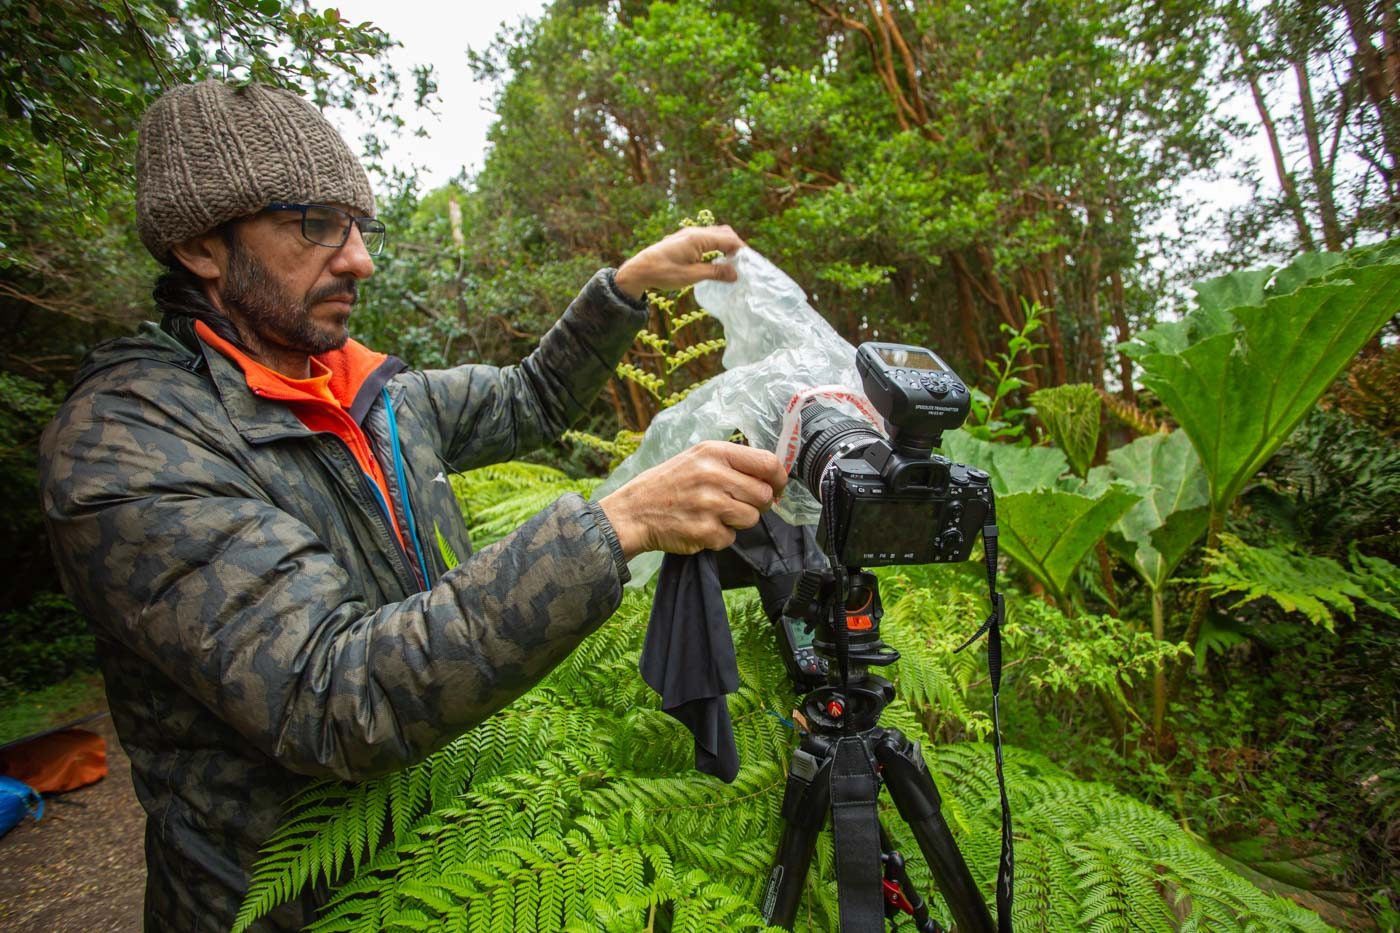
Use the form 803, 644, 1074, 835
319, 434, 424, 594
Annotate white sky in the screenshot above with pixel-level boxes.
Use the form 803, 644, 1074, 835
332, 0, 549, 189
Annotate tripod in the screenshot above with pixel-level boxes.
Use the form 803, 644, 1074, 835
760, 569, 1004, 932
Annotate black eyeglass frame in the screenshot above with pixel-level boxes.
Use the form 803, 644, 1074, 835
264, 202, 387, 255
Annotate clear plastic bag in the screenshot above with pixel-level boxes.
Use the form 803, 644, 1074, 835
595, 248, 878, 585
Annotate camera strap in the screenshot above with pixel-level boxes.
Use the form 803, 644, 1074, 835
954, 497, 1014, 932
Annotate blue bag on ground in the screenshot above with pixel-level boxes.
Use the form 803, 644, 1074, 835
0, 774, 44, 837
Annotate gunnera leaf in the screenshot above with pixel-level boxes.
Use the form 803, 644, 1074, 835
1123, 249, 1400, 513
1086, 431, 1210, 591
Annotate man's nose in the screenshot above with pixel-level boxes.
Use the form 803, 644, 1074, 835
329, 224, 375, 279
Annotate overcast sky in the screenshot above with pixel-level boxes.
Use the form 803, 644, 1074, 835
333, 0, 550, 189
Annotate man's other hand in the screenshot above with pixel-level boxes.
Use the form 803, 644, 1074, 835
597, 441, 787, 559
613, 225, 745, 300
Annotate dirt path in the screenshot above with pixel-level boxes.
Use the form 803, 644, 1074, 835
0, 705, 145, 932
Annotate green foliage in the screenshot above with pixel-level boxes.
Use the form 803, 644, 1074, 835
995, 486, 1141, 608
966, 304, 1048, 443
0, 372, 60, 539
1194, 534, 1400, 630
941, 432, 1067, 497
1248, 406, 1400, 561
455, 0, 1224, 389
1122, 244, 1400, 514
448, 463, 600, 548
0, 670, 106, 746
941, 432, 1139, 606
561, 429, 645, 471
0, 593, 94, 702
1, 0, 395, 198
1090, 431, 1211, 591
1029, 383, 1101, 478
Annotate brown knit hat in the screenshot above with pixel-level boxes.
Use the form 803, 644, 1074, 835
135, 80, 374, 264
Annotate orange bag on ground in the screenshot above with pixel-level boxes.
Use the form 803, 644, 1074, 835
0, 728, 107, 793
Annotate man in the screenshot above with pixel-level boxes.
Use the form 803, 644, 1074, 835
38, 80, 786, 931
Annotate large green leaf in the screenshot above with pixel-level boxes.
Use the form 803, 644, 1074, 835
1089, 431, 1210, 590
996, 485, 1140, 605
1125, 254, 1400, 512
941, 431, 1067, 494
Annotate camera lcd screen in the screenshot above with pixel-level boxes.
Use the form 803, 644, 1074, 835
875, 346, 943, 371
840, 497, 940, 565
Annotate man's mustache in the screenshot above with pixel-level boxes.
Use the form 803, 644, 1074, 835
307, 279, 359, 306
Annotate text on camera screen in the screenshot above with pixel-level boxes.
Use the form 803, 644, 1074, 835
875, 346, 942, 371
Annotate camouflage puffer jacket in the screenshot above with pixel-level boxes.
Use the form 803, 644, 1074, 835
38, 270, 647, 931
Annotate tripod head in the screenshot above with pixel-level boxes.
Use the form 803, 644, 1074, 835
782, 566, 899, 734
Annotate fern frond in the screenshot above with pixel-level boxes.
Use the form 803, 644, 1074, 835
433, 521, 459, 570
1194, 532, 1399, 630
668, 307, 711, 333
635, 330, 670, 353
665, 338, 726, 373
615, 361, 666, 398
661, 379, 709, 409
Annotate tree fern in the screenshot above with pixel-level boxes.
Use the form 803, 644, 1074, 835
236, 470, 1336, 933
447, 462, 599, 546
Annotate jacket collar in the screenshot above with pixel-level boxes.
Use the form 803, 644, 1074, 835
197, 333, 408, 445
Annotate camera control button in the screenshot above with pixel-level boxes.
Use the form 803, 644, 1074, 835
949, 465, 969, 485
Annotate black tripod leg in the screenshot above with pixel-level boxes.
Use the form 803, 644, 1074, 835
762, 744, 832, 929
874, 731, 995, 933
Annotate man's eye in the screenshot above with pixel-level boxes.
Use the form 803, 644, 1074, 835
304, 218, 338, 240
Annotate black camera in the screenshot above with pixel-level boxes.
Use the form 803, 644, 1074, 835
793, 342, 992, 567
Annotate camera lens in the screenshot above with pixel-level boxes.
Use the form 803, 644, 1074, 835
795, 402, 881, 497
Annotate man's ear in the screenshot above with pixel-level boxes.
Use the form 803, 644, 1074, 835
169, 228, 228, 282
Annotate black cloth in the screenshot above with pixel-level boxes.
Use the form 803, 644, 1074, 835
640, 550, 740, 781
639, 514, 827, 783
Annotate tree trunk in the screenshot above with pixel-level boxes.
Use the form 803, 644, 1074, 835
1235, 36, 1317, 250
1294, 60, 1344, 250
1340, 0, 1400, 188
1110, 269, 1136, 404
951, 256, 989, 372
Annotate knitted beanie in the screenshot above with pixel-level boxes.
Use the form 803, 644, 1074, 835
136, 80, 374, 264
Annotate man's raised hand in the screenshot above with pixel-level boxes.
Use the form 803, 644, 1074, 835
612, 225, 746, 300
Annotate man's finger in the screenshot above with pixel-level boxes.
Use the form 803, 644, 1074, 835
688, 225, 745, 255
691, 261, 738, 283
717, 444, 788, 494
725, 472, 778, 511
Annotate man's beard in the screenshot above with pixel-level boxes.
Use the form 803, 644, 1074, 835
222, 236, 358, 357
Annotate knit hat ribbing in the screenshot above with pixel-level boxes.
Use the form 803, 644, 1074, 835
136, 80, 374, 264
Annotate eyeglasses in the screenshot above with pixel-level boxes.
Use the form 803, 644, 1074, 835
265, 202, 387, 255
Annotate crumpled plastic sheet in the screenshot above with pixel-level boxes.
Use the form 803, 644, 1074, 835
595, 247, 877, 586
